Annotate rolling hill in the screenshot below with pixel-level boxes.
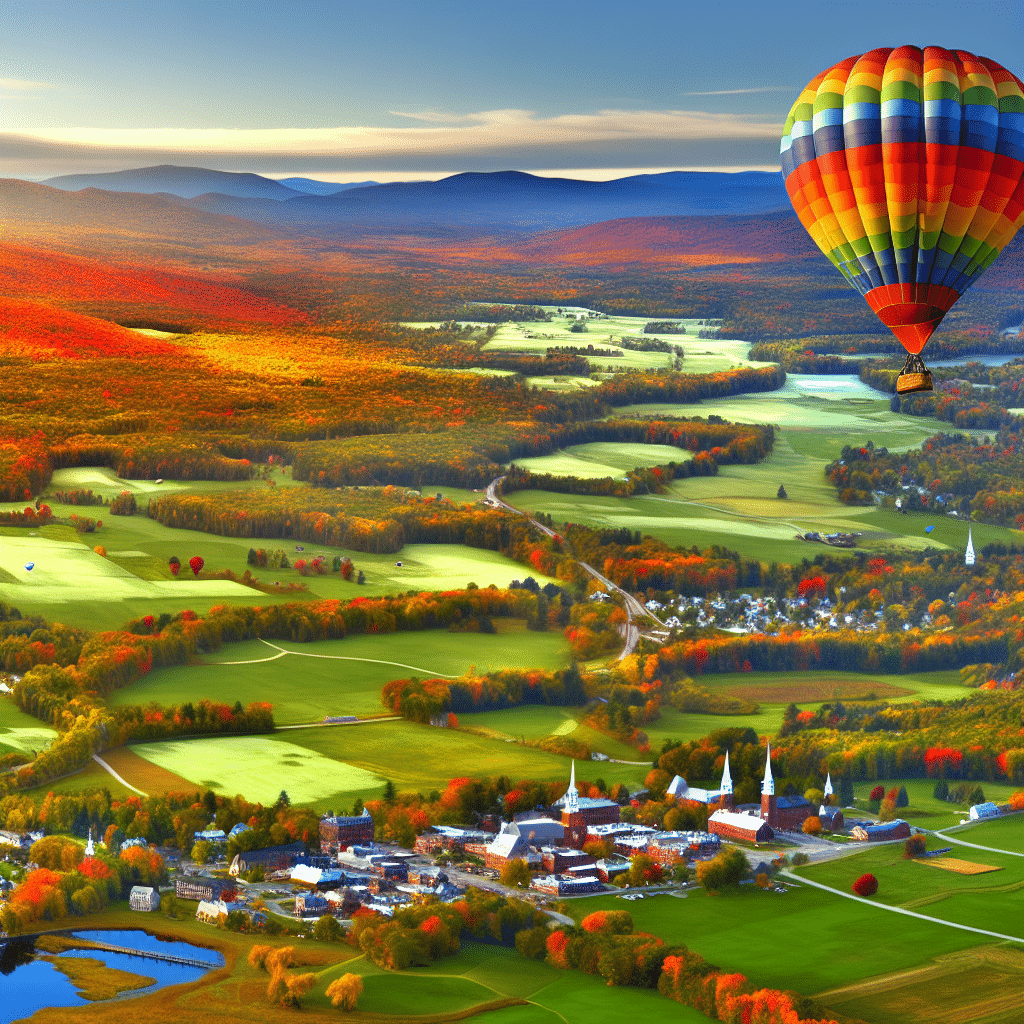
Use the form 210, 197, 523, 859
41, 164, 305, 200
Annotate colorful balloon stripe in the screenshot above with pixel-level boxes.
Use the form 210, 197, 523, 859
781, 46, 1024, 356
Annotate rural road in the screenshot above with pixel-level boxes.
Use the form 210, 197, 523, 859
92, 753, 148, 797
486, 476, 668, 659
779, 869, 1024, 944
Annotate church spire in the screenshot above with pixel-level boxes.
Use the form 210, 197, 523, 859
564, 760, 579, 813
85, 827, 94, 858
762, 742, 775, 796
823, 772, 833, 802
966, 526, 976, 566
720, 750, 733, 795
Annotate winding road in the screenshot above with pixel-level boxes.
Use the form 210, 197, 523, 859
486, 476, 667, 659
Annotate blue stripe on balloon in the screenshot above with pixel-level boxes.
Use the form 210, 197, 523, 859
881, 98, 921, 120
924, 115, 961, 147
931, 249, 956, 281
843, 119, 882, 149
916, 246, 938, 284
873, 248, 899, 287
894, 247, 917, 284
881, 115, 921, 145
813, 124, 846, 154
924, 98, 960, 122
790, 135, 817, 168
790, 119, 814, 139
843, 102, 879, 123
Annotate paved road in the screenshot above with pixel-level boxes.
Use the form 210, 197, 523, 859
779, 869, 1024, 944
926, 828, 1024, 859
486, 476, 667, 659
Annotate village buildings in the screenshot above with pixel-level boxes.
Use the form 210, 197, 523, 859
129, 885, 160, 912
319, 808, 375, 853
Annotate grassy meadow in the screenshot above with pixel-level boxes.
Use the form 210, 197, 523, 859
107, 622, 569, 725
0, 696, 57, 756
512, 441, 692, 479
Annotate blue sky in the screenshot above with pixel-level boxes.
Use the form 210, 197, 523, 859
3, 0, 1023, 181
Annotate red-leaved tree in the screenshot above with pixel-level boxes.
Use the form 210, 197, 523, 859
189, 555, 204, 577
852, 873, 878, 897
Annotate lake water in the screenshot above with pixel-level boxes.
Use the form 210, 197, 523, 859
0, 928, 223, 1023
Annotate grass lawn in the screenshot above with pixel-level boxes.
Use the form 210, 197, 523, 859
129, 735, 384, 806
565, 886, 994, 995
511, 442, 691, 480
947, 813, 1024, 852
851, 779, 1024, 825
108, 623, 569, 725
0, 500, 557, 631
796, 833, 1024, 938
0, 695, 57, 755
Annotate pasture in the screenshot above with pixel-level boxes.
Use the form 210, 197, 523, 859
567, 885, 993, 996
0, 497, 556, 631
948, 813, 1024, 853
851, 779, 1024, 824
108, 624, 570, 725
128, 735, 384, 806
0, 696, 56, 755
511, 441, 691, 480
796, 832, 1024, 939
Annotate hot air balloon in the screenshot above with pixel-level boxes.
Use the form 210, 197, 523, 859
926, 525, 935, 533
24, 562, 34, 571
781, 47, 1024, 393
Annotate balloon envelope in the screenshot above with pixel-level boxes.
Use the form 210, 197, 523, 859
24, 563, 34, 571
781, 46, 1024, 355
925, 525, 935, 533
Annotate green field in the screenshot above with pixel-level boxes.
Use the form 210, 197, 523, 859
796, 829, 1024, 939
109, 624, 569, 724
512, 441, 692, 480
948, 813, 1024, 852
0, 696, 56, 756
567, 885, 994, 996
310, 942, 710, 1023
851, 779, 1024, 825
0, 500, 556, 631
129, 735, 384, 806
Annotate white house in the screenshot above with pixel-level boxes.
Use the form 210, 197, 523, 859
129, 886, 160, 912
969, 801, 1000, 820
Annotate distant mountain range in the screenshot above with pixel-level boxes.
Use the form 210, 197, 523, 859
31, 165, 789, 235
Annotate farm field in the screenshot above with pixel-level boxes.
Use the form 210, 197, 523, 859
795, 828, 1024, 939
309, 942, 710, 1023
0, 501, 555, 631
108, 623, 570, 725
0, 696, 56, 756
507, 428, 1020, 562
511, 441, 692, 479
566, 885, 993, 997
129, 735, 385, 806
266, 719, 652, 810
850, 780, 1024, 824
703, 668, 968, 705
947, 813, 1024, 852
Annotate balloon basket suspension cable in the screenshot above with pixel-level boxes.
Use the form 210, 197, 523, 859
895, 352, 933, 395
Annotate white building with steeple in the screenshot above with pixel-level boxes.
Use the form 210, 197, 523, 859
966, 526, 976, 566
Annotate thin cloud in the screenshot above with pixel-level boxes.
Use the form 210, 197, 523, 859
684, 87, 791, 96
13, 107, 783, 158
0, 78, 56, 92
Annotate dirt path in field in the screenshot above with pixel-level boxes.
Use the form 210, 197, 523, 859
780, 869, 1024, 943
930, 827, 1024, 859
92, 752, 148, 796
256, 639, 458, 677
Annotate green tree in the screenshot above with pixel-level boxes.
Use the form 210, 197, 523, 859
499, 858, 531, 888
191, 839, 212, 865
312, 913, 344, 942
777, 484, 788, 499
695, 845, 748, 891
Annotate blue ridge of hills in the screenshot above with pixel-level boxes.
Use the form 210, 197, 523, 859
277, 176, 380, 195
184, 169, 791, 235
35, 164, 788, 235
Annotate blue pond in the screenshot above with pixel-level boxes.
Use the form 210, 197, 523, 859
0, 929, 223, 1023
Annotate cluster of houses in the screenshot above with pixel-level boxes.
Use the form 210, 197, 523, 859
643, 593, 863, 635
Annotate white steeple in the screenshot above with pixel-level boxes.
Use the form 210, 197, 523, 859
762, 742, 775, 796
966, 527, 976, 566
85, 827, 95, 858
823, 773, 833, 801
564, 760, 579, 813
720, 750, 733, 795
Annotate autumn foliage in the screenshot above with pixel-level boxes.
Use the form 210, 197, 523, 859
852, 873, 879, 897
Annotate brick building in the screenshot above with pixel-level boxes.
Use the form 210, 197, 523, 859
554, 762, 620, 849
482, 823, 542, 871
229, 840, 306, 876
319, 808, 375, 853
708, 810, 775, 844
759, 743, 816, 831
851, 819, 910, 842
540, 847, 595, 874
530, 873, 603, 896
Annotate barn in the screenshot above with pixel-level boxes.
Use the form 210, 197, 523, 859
969, 802, 1001, 821
851, 819, 911, 842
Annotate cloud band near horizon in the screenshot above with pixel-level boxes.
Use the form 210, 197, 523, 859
1, 107, 784, 179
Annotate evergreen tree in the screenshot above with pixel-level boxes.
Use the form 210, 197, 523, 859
777, 484, 788, 499
933, 780, 949, 801
839, 772, 854, 806
895, 785, 909, 808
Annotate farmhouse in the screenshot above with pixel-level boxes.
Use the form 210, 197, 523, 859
969, 802, 1001, 820
708, 810, 775, 844
319, 808, 375, 852
175, 875, 234, 902
851, 819, 911, 842
129, 886, 160, 912
553, 762, 620, 848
